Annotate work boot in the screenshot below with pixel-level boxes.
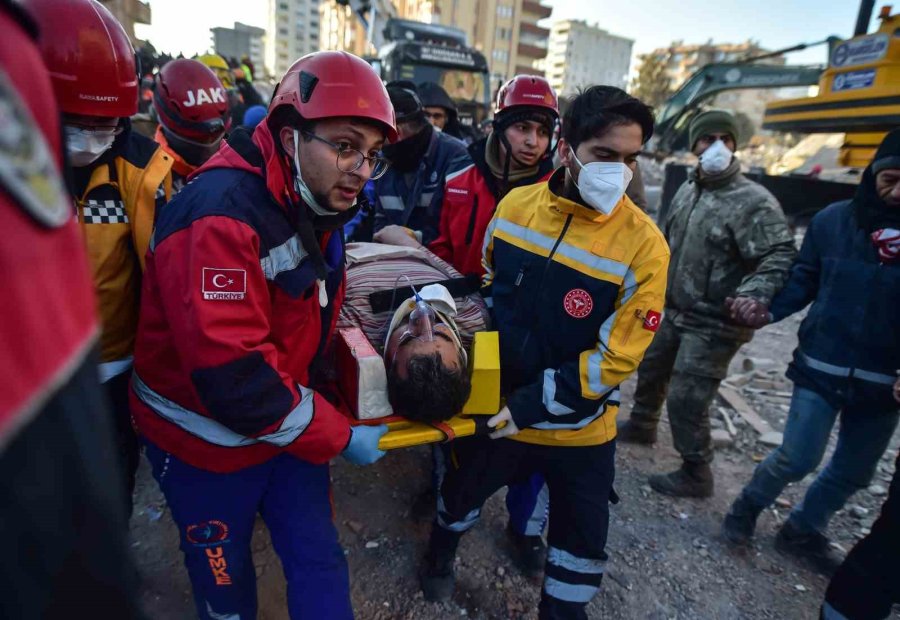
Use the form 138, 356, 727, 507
648, 462, 714, 498
616, 418, 657, 445
722, 493, 765, 546
775, 520, 845, 577
506, 522, 546, 578
421, 526, 462, 602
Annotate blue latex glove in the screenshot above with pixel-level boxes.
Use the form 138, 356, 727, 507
342, 424, 389, 465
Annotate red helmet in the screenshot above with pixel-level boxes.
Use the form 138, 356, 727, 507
24, 0, 138, 118
270, 51, 398, 142
154, 59, 230, 143
495, 75, 559, 118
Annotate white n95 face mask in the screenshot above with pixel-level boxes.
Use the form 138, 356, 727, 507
569, 153, 634, 215
699, 139, 733, 175
64, 125, 116, 168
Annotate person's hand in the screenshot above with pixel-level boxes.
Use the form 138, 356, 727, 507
488, 406, 520, 439
893, 372, 900, 404
725, 296, 771, 328
342, 424, 389, 465
373, 225, 421, 248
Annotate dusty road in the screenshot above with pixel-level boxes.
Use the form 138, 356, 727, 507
131, 313, 900, 619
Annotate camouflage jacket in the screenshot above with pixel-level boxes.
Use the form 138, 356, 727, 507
663, 160, 797, 340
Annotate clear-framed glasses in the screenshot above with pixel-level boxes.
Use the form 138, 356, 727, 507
64, 122, 124, 137
301, 130, 390, 180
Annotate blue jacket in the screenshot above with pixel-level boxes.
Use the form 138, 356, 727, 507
372, 130, 469, 245
771, 200, 900, 412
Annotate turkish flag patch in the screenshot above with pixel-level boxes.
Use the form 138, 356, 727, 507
202, 267, 247, 300
643, 310, 661, 332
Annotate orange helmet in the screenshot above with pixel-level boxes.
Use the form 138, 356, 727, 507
270, 51, 397, 142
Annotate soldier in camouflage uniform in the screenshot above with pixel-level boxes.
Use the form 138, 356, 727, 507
618, 110, 797, 498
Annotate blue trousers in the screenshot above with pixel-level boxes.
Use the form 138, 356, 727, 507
144, 441, 352, 620
740, 386, 899, 534
432, 444, 548, 536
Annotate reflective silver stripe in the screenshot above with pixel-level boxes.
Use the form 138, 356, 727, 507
543, 577, 598, 603
524, 484, 550, 536
548, 547, 606, 574
132, 373, 314, 448
799, 351, 896, 386
495, 219, 629, 278
445, 163, 474, 184
418, 192, 435, 207
99, 357, 133, 384
437, 494, 481, 532
542, 368, 576, 415
260, 234, 307, 281
379, 195, 405, 212
588, 269, 637, 395
532, 390, 619, 431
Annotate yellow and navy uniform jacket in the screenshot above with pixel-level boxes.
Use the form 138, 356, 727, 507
73, 129, 173, 372
483, 168, 670, 447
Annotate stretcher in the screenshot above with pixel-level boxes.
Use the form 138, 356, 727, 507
335, 328, 502, 450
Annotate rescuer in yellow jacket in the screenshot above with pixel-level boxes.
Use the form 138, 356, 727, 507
420, 86, 670, 620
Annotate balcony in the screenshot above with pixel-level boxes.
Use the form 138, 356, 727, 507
521, 0, 552, 20
516, 64, 543, 76
517, 42, 547, 59
519, 22, 549, 39
134, 0, 151, 25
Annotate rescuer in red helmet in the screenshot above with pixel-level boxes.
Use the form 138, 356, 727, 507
130, 51, 396, 619
24, 0, 173, 515
152, 58, 230, 193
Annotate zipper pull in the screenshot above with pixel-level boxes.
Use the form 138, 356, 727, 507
514, 266, 527, 287
317, 279, 328, 307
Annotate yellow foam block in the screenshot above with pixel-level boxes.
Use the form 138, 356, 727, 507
462, 331, 500, 415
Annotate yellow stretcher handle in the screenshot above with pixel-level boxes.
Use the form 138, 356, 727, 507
377, 415, 500, 451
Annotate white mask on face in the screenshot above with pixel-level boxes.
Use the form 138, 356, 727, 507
699, 139, 733, 175
569, 151, 634, 215
64, 125, 117, 167
291, 128, 336, 216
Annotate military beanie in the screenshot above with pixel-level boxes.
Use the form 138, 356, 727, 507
689, 109, 738, 150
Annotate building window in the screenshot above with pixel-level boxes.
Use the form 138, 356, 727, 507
279, 2, 289, 9
496, 4, 512, 18
492, 49, 509, 63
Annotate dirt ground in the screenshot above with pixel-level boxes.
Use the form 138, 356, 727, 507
131, 312, 900, 619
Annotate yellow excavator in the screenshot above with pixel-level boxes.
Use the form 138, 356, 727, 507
764, 2, 900, 168
656, 0, 899, 224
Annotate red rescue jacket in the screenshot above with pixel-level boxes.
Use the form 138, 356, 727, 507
130, 123, 352, 473
1, 3, 98, 442
429, 137, 554, 276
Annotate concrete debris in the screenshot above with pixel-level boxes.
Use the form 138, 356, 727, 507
849, 505, 869, 519
718, 407, 738, 437
718, 385, 774, 436
758, 431, 784, 447
711, 429, 733, 449
868, 484, 888, 497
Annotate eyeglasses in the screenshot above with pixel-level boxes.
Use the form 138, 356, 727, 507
424, 111, 447, 122
64, 122, 124, 137
301, 131, 390, 180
